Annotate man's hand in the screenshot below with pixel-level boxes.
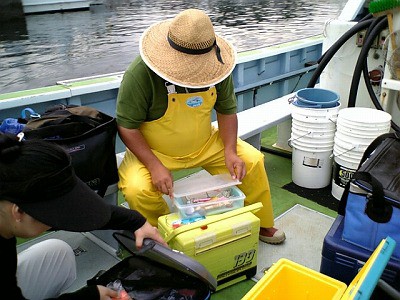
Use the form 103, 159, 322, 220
149, 163, 174, 199
225, 152, 246, 180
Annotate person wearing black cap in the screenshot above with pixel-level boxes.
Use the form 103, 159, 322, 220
0, 133, 167, 299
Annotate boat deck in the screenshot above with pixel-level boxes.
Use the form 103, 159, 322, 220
17, 127, 339, 299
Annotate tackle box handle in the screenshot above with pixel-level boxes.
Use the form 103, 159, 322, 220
163, 202, 262, 243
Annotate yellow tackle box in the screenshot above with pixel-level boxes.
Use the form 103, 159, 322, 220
158, 203, 262, 290
242, 236, 396, 300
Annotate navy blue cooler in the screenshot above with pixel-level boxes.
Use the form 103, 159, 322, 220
320, 215, 400, 291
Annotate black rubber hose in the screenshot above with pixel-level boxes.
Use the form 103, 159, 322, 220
361, 49, 400, 131
361, 18, 385, 110
316, 14, 374, 64
349, 15, 383, 104
359, 12, 374, 22
306, 15, 400, 131
361, 23, 400, 131
364, 15, 385, 39
307, 19, 374, 88
348, 17, 388, 107
377, 279, 400, 300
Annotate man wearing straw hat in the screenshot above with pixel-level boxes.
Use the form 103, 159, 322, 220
116, 8, 285, 244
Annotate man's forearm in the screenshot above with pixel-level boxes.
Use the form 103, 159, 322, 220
216, 112, 238, 154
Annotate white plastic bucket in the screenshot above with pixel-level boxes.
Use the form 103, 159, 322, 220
338, 107, 392, 125
337, 117, 391, 130
292, 146, 333, 189
330, 106, 391, 200
291, 112, 337, 125
291, 128, 335, 141
292, 113, 337, 126
290, 132, 334, 148
333, 145, 363, 161
331, 154, 359, 200
336, 122, 390, 138
290, 138, 334, 149
333, 135, 369, 154
291, 139, 334, 150
334, 130, 377, 147
291, 127, 336, 137
290, 101, 341, 117
291, 121, 336, 133
333, 149, 362, 165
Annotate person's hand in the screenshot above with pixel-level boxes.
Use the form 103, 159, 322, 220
97, 285, 132, 300
224, 152, 246, 181
149, 163, 174, 199
134, 221, 169, 249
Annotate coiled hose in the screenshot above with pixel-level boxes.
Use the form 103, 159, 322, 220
307, 16, 399, 131
360, 19, 400, 132
307, 18, 374, 88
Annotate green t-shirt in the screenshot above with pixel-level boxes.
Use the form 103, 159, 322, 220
116, 56, 237, 129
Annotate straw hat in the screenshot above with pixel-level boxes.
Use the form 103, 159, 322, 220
139, 9, 237, 88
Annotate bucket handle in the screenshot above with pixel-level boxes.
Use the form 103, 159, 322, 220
325, 114, 337, 124
288, 95, 323, 108
287, 131, 313, 148
329, 144, 360, 159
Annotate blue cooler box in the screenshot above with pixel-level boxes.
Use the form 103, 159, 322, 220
320, 215, 400, 291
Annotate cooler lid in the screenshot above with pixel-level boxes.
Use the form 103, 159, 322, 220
112, 232, 218, 291
173, 173, 241, 198
341, 236, 396, 299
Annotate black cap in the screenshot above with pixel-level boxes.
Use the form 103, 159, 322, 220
0, 135, 111, 231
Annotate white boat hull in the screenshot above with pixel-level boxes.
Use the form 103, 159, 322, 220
22, 0, 95, 14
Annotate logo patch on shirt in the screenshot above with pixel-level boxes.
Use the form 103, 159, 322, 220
186, 96, 203, 108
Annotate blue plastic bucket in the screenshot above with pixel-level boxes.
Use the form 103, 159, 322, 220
293, 88, 339, 108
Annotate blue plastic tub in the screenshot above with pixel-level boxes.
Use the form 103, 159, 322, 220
294, 88, 339, 108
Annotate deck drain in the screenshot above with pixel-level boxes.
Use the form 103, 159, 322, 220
73, 246, 87, 256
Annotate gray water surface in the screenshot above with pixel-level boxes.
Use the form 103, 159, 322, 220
0, 0, 347, 94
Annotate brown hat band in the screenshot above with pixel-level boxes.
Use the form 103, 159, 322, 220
167, 36, 224, 64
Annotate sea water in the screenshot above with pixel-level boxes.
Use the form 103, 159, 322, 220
0, 0, 347, 94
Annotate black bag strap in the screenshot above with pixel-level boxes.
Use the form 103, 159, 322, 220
338, 172, 393, 222
24, 104, 105, 130
353, 171, 393, 223
23, 122, 95, 140
338, 131, 400, 216
358, 132, 400, 169
338, 181, 351, 216
25, 112, 101, 131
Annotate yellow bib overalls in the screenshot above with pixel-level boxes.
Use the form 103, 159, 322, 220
118, 85, 274, 227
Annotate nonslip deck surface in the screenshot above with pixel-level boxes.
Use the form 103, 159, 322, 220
255, 204, 334, 280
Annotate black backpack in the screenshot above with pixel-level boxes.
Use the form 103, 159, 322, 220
23, 104, 119, 197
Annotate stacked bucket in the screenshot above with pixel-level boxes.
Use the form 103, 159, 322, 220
289, 88, 340, 189
331, 107, 392, 199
